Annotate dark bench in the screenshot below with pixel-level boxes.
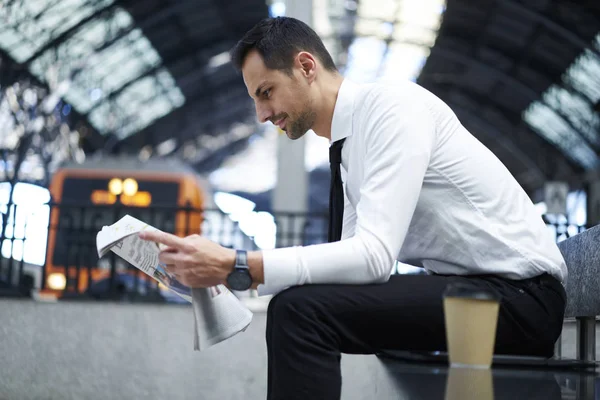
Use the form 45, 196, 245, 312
555, 224, 600, 361
377, 224, 600, 369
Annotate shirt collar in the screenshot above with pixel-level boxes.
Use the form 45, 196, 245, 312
330, 79, 359, 144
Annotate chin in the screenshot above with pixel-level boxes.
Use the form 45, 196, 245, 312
287, 132, 304, 140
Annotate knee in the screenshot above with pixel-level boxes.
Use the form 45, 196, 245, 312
267, 285, 330, 333
266, 286, 341, 352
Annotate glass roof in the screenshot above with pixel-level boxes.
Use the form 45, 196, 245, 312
0, 0, 185, 139
344, 0, 445, 83
0, 0, 114, 62
523, 33, 600, 170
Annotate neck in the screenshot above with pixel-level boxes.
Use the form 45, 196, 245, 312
311, 72, 344, 141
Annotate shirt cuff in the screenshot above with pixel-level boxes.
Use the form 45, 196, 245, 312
257, 246, 301, 296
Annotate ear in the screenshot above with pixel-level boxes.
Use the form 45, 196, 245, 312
296, 52, 317, 83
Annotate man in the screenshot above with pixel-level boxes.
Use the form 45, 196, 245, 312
140, 16, 567, 400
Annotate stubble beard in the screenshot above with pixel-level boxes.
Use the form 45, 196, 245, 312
286, 103, 316, 141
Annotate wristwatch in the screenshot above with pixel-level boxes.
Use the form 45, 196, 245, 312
226, 250, 253, 291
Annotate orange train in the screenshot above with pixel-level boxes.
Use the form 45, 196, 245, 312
41, 157, 208, 299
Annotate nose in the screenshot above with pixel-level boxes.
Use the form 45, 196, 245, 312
255, 102, 272, 124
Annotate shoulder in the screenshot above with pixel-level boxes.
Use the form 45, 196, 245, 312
357, 81, 437, 113
353, 81, 437, 126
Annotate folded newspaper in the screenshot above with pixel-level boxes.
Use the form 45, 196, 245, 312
95, 214, 253, 351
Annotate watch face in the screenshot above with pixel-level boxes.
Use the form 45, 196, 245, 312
227, 270, 252, 290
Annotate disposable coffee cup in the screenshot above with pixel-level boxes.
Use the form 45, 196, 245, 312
443, 282, 500, 368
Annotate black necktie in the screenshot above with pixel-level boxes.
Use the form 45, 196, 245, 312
328, 138, 346, 242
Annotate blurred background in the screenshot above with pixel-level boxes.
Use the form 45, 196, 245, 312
0, 0, 598, 398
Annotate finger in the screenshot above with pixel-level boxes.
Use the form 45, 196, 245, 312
158, 251, 179, 266
139, 230, 185, 249
157, 243, 175, 252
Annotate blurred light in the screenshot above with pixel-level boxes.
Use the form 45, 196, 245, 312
42, 80, 71, 113
139, 145, 152, 161
156, 138, 177, 156
62, 104, 72, 116
32, 116, 44, 133
534, 202, 547, 216
120, 191, 151, 207
208, 51, 231, 69
0, 182, 51, 265
108, 178, 123, 195
345, 0, 358, 11
270, 1, 286, 17
381, 22, 394, 36
213, 192, 277, 250
243, 211, 277, 249
122, 178, 138, 196
214, 192, 256, 218
60, 123, 70, 136
23, 89, 37, 106
47, 273, 66, 290
90, 88, 103, 102
183, 142, 197, 160
91, 190, 117, 205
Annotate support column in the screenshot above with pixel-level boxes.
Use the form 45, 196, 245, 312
271, 0, 313, 248
576, 316, 596, 362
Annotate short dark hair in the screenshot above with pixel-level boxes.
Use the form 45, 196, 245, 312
231, 17, 338, 74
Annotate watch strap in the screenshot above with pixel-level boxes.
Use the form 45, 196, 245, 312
235, 249, 248, 270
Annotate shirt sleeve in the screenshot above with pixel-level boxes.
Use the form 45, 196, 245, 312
258, 87, 436, 296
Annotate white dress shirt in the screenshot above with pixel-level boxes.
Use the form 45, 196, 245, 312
257, 79, 568, 296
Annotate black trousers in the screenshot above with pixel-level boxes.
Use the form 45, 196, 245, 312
265, 272, 566, 400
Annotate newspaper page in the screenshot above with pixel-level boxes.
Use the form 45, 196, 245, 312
96, 214, 253, 350
96, 214, 193, 302
191, 285, 256, 350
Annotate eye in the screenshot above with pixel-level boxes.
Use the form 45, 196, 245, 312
263, 89, 271, 98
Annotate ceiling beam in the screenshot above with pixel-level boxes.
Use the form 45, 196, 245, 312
432, 45, 544, 100
22, 2, 120, 66
82, 38, 235, 119
91, 1, 180, 55
502, 0, 600, 59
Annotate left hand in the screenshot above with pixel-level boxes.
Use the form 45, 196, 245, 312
138, 230, 235, 288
